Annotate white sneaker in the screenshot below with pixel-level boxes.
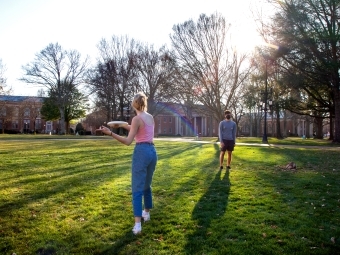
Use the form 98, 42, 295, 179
142, 210, 150, 222
132, 224, 142, 235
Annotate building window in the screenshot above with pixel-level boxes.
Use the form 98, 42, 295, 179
46, 121, 52, 132
163, 128, 166, 134
169, 128, 172, 134
24, 108, 30, 117
14, 107, 19, 117
24, 120, 30, 131
163, 117, 167, 123
0, 107, 6, 116
35, 119, 41, 129
169, 117, 172, 123
12, 120, 18, 129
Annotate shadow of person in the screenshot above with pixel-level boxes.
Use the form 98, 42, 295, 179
96, 229, 138, 255
185, 169, 230, 254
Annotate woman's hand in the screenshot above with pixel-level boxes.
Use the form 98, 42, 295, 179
96, 125, 111, 135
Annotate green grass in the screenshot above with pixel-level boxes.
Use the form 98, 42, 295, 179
1, 134, 337, 147
0, 138, 339, 254
237, 137, 337, 146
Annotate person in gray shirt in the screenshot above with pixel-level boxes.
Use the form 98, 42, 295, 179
219, 110, 237, 170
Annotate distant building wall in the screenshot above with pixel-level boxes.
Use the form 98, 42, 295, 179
0, 95, 61, 134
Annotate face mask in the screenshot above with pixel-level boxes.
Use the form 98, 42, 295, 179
226, 114, 231, 119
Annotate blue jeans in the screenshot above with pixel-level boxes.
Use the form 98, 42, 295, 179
131, 143, 157, 217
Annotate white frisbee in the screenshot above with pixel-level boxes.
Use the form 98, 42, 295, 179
107, 121, 128, 127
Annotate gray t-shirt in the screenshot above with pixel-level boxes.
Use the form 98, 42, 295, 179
219, 120, 237, 143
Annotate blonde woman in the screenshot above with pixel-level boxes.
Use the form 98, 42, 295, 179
97, 92, 157, 234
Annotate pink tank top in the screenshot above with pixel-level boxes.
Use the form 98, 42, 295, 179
135, 114, 154, 143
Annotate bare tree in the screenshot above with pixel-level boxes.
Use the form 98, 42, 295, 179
87, 61, 118, 122
25, 97, 43, 133
20, 43, 89, 134
89, 36, 139, 123
16, 97, 40, 133
37, 89, 46, 97
0, 99, 15, 134
0, 59, 12, 95
249, 50, 288, 139
84, 109, 107, 134
135, 44, 176, 116
170, 13, 250, 123
260, 0, 340, 142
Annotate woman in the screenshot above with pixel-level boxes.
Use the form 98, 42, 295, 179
97, 92, 157, 235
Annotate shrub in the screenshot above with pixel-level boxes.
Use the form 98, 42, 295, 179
75, 123, 84, 134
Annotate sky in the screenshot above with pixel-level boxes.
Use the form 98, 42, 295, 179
0, 0, 268, 96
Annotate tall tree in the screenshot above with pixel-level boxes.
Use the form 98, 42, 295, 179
0, 60, 13, 133
135, 44, 176, 116
20, 43, 89, 134
41, 89, 88, 133
263, 0, 340, 142
250, 51, 287, 139
40, 97, 60, 121
170, 13, 250, 123
89, 36, 139, 123
0, 98, 14, 133
0, 59, 11, 95
87, 61, 118, 122
24, 97, 43, 134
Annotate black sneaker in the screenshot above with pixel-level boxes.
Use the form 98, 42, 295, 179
226, 166, 231, 170
220, 166, 223, 170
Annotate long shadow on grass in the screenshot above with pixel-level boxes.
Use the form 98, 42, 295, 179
185, 168, 230, 254
0, 157, 131, 217
96, 230, 140, 255
251, 148, 340, 254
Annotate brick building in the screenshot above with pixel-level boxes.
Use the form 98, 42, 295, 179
152, 103, 219, 137
2, 95, 330, 138
83, 102, 220, 137
0, 95, 60, 134
238, 111, 331, 138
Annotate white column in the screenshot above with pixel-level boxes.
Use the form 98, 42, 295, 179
194, 117, 197, 136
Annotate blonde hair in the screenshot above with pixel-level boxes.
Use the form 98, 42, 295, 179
132, 92, 148, 111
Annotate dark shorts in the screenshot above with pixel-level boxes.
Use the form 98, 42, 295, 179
220, 140, 235, 152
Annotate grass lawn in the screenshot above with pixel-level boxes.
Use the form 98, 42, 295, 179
0, 133, 337, 146
0, 137, 339, 254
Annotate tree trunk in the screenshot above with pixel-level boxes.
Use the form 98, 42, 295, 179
65, 121, 70, 135
249, 108, 253, 137
314, 117, 323, 139
34, 116, 37, 134
294, 119, 298, 136
59, 107, 66, 135
275, 108, 282, 139
258, 112, 262, 137
271, 114, 274, 137
306, 118, 310, 138
329, 114, 333, 140
283, 110, 287, 137
333, 88, 340, 143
